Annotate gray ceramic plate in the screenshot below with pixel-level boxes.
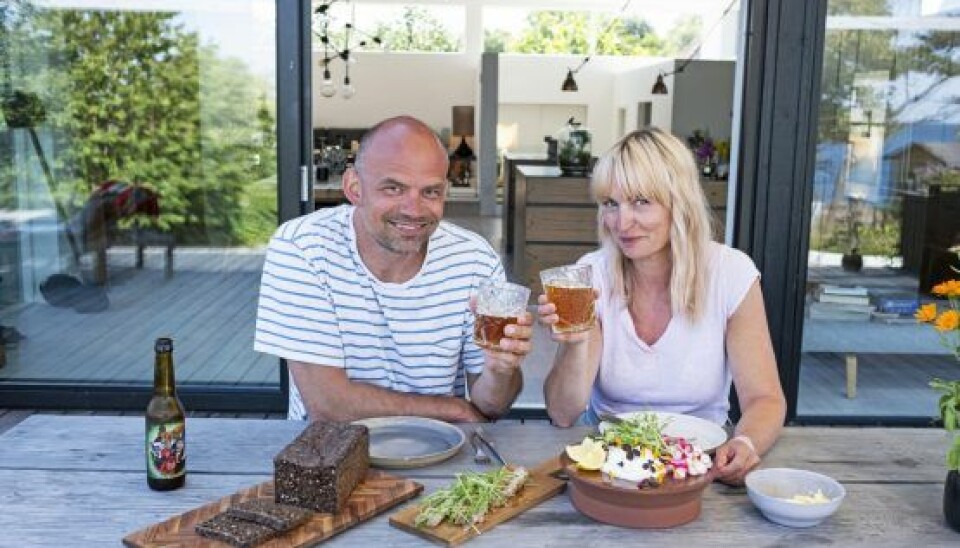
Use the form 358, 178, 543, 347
353, 416, 465, 469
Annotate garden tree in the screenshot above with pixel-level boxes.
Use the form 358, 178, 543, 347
511, 11, 593, 54
508, 11, 669, 56
819, 0, 892, 141
595, 17, 664, 56
662, 14, 702, 56
483, 28, 510, 54
371, 6, 459, 52
0, 0, 41, 209
5, 9, 276, 245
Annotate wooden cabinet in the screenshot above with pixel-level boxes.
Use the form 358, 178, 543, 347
501, 154, 555, 254
901, 187, 960, 293
512, 167, 598, 295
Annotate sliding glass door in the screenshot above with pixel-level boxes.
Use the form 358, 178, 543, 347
797, 0, 960, 421
0, 0, 309, 410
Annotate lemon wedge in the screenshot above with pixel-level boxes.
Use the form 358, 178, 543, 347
565, 438, 606, 470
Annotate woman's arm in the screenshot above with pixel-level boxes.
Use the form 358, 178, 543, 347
540, 294, 604, 427
713, 280, 787, 484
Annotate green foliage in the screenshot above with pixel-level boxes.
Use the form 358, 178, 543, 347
827, 0, 891, 16
2, 9, 277, 247
931, 378, 960, 471
372, 6, 460, 53
511, 11, 592, 55
857, 218, 900, 258
497, 10, 698, 57
483, 28, 510, 54
662, 14, 702, 56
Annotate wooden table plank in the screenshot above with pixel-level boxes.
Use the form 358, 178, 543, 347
0, 470, 954, 547
1, 416, 958, 546
1, 416, 950, 483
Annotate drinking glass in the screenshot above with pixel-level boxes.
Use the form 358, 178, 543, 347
473, 280, 530, 350
540, 264, 595, 334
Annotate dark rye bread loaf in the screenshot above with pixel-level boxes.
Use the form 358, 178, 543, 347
225, 499, 313, 530
195, 513, 277, 547
274, 421, 369, 513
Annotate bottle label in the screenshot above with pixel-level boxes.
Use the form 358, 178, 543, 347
146, 421, 186, 480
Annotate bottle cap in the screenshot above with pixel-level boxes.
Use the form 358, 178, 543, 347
155, 337, 173, 353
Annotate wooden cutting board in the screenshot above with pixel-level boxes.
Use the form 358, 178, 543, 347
123, 469, 422, 547
389, 456, 566, 546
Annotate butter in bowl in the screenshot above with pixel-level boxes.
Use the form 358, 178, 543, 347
745, 468, 846, 528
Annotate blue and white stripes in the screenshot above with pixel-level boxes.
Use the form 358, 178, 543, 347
254, 205, 503, 420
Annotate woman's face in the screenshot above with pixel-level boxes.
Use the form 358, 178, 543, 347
599, 186, 672, 262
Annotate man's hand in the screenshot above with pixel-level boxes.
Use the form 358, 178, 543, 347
467, 297, 530, 419
481, 310, 534, 375
712, 436, 760, 485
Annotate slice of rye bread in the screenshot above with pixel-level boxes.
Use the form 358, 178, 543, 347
195, 513, 278, 547
225, 499, 314, 531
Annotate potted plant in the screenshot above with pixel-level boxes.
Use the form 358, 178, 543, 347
918, 247, 960, 531
930, 378, 960, 532
557, 117, 592, 176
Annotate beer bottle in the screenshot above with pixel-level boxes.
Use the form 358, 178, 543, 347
146, 337, 186, 491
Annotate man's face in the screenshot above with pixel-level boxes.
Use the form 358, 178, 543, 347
346, 128, 449, 256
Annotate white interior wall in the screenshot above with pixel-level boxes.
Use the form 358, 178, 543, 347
612, 60, 676, 140
496, 54, 657, 154
670, 60, 736, 144
313, 51, 659, 156
312, 52, 479, 133
497, 104, 588, 153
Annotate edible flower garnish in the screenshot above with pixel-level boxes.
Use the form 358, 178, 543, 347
601, 413, 669, 456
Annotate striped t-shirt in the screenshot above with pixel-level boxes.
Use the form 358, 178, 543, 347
253, 205, 504, 420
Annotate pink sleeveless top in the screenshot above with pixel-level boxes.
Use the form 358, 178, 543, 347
580, 241, 760, 425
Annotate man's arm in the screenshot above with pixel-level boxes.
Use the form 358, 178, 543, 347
289, 361, 487, 423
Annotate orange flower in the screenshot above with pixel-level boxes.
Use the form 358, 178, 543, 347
935, 310, 960, 332
932, 280, 960, 298
916, 303, 938, 322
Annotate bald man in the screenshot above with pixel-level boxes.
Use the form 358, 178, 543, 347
255, 116, 532, 422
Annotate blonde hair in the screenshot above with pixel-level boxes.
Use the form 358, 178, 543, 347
591, 127, 714, 321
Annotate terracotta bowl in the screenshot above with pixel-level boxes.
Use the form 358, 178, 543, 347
562, 453, 714, 528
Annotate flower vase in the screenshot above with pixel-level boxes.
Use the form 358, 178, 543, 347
946, 470, 960, 533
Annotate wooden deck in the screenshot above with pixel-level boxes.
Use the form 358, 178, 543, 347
0, 247, 276, 386
797, 351, 954, 418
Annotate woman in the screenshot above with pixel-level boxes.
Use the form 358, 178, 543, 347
540, 128, 786, 484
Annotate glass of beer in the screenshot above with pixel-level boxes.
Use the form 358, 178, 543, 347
540, 264, 595, 334
474, 280, 530, 351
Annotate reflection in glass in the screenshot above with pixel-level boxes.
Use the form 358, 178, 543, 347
800, 1, 960, 419
0, 1, 278, 387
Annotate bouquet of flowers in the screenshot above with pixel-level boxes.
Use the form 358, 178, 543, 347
687, 130, 715, 166
917, 246, 960, 472
916, 246, 960, 362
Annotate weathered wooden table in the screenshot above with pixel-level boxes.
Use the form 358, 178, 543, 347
0, 415, 956, 546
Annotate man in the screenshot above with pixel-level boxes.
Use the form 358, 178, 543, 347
255, 116, 532, 422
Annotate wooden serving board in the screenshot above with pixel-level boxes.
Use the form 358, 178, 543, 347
389, 457, 566, 546
123, 469, 422, 547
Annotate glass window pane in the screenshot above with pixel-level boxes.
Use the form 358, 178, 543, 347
800, 0, 960, 419
0, 0, 278, 388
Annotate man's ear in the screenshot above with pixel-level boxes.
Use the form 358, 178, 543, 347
342, 167, 361, 205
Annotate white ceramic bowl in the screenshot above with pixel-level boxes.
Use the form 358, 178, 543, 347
745, 468, 845, 527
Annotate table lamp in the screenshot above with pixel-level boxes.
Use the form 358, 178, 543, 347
452, 106, 475, 159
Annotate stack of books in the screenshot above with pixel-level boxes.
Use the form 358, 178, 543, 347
809, 285, 874, 321
871, 296, 921, 324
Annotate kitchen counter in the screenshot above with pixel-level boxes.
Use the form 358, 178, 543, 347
512, 167, 597, 294
501, 155, 558, 255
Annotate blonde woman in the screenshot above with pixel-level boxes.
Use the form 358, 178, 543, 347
539, 128, 786, 485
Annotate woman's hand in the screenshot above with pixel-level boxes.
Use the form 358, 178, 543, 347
536, 292, 597, 344
712, 435, 760, 485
